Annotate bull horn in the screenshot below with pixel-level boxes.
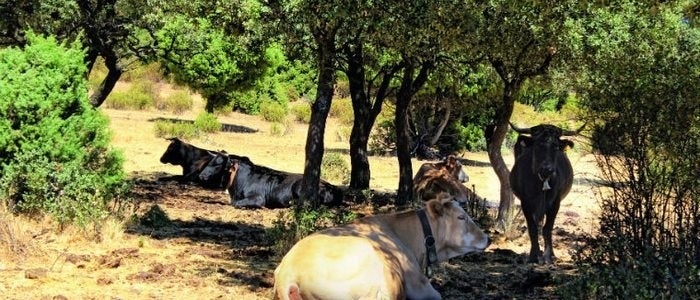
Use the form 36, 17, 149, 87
509, 122, 531, 134
562, 122, 586, 136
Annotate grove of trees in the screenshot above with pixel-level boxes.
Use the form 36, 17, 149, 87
1, 0, 698, 297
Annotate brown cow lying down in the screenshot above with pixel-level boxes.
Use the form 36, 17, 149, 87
414, 155, 474, 204
273, 193, 490, 300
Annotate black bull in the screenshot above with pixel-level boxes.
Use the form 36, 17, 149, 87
160, 138, 343, 209
509, 123, 582, 264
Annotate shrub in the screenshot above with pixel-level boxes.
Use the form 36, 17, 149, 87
321, 153, 350, 184
104, 81, 156, 110
153, 120, 197, 139
0, 33, 126, 228
156, 89, 193, 114
260, 101, 288, 123
153, 112, 219, 139
454, 123, 487, 151
290, 103, 311, 123
193, 112, 220, 133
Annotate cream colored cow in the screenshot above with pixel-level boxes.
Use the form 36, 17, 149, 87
273, 193, 490, 300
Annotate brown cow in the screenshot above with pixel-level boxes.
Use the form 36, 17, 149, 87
273, 193, 490, 300
413, 155, 472, 204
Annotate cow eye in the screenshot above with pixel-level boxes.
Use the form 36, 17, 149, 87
457, 215, 466, 220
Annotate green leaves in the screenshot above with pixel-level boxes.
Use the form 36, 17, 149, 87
0, 33, 126, 228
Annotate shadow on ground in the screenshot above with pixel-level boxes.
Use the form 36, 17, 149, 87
149, 117, 259, 133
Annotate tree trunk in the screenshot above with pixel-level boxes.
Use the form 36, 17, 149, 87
395, 64, 415, 207
395, 60, 432, 207
302, 30, 336, 208
427, 100, 451, 146
88, 52, 122, 107
490, 83, 517, 230
345, 44, 399, 191
346, 44, 371, 190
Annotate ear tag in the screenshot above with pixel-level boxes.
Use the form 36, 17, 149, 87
542, 179, 551, 191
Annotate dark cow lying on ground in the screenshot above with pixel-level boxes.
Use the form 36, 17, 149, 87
161, 138, 343, 209
159, 137, 232, 190
200, 155, 343, 209
273, 193, 490, 300
509, 123, 581, 264
413, 155, 474, 204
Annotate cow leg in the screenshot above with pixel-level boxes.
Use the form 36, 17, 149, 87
525, 214, 542, 263
542, 200, 561, 264
232, 195, 266, 209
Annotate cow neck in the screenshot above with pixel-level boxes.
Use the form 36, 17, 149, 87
416, 209, 438, 276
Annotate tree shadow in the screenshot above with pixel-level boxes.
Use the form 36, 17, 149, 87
149, 117, 258, 133
125, 176, 277, 293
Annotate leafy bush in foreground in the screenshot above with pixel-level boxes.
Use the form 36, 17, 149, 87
0, 33, 127, 228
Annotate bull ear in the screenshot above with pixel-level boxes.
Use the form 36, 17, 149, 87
560, 139, 574, 151
426, 192, 452, 217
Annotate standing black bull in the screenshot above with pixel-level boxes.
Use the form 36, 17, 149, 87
509, 123, 581, 264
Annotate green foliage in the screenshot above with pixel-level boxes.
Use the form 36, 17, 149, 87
290, 103, 312, 123
153, 121, 197, 140
193, 112, 220, 133
321, 153, 350, 184
0, 33, 126, 228
267, 206, 357, 258
154, 112, 220, 139
454, 123, 487, 152
231, 44, 317, 114
104, 81, 156, 110
155, 13, 267, 111
560, 2, 700, 298
156, 89, 193, 114
260, 101, 288, 123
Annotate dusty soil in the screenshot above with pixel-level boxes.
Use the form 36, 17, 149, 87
0, 99, 602, 299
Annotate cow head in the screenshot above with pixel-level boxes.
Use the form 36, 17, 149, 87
426, 193, 489, 260
444, 155, 469, 183
510, 123, 580, 180
198, 152, 230, 182
160, 137, 187, 165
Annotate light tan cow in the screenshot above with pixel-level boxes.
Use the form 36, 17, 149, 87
273, 193, 490, 300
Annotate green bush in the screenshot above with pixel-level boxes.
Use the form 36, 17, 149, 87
290, 103, 311, 123
156, 89, 193, 114
0, 33, 126, 228
321, 153, 350, 184
153, 120, 197, 139
194, 112, 220, 133
454, 123, 487, 151
260, 101, 288, 123
105, 81, 156, 110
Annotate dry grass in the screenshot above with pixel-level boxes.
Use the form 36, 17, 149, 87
0, 82, 602, 299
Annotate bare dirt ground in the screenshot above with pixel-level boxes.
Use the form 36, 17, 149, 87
0, 99, 602, 299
